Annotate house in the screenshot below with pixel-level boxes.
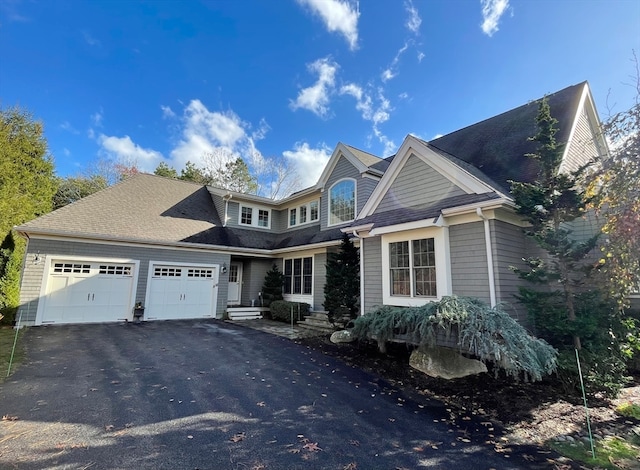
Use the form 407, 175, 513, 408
15, 81, 607, 326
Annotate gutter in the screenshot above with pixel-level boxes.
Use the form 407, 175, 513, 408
222, 192, 232, 227
476, 208, 497, 307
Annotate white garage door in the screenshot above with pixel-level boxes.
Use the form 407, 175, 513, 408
146, 264, 217, 320
40, 260, 136, 325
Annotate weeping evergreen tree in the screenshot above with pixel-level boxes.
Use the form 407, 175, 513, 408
324, 233, 360, 325
510, 98, 628, 395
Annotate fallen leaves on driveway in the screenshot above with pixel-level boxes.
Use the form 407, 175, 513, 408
2, 415, 18, 421
229, 432, 245, 443
302, 442, 322, 452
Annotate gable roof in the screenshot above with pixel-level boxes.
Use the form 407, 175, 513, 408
427, 82, 588, 193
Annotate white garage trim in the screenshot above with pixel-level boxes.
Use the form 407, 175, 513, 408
144, 261, 220, 321
36, 255, 140, 325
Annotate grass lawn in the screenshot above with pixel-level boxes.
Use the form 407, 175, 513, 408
0, 327, 24, 382
551, 435, 640, 470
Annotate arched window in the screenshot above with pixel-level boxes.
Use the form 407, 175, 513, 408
329, 179, 356, 225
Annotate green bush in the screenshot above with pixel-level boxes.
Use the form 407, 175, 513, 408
270, 301, 310, 323
352, 296, 558, 382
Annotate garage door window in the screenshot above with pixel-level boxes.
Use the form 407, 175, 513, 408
188, 268, 213, 278
99, 265, 132, 276
154, 267, 182, 277
53, 263, 90, 274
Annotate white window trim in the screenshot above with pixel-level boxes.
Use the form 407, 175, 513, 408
287, 199, 320, 228
282, 256, 314, 297
238, 203, 271, 229
381, 227, 452, 307
327, 178, 357, 227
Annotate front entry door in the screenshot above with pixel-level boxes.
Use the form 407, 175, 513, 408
227, 263, 242, 305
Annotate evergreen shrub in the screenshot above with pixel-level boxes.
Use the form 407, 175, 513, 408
270, 301, 310, 323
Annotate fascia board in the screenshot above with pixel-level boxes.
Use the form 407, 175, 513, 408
559, 83, 609, 174
271, 239, 346, 255
208, 185, 320, 208
357, 135, 496, 220
369, 217, 441, 236
16, 229, 274, 257
316, 143, 369, 189
340, 223, 374, 233
440, 197, 514, 216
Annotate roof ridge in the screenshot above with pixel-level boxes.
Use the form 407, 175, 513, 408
429, 82, 586, 144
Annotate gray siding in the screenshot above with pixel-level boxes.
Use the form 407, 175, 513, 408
449, 222, 490, 302
564, 107, 600, 174
239, 258, 274, 306
226, 201, 240, 227
376, 154, 466, 213
362, 236, 383, 314
357, 177, 378, 214
211, 193, 226, 226
321, 156, 361, 231
271, 208, 287, 233
18, 238, 231, 325
314, 252, 327, 310
490, 220, 529, 325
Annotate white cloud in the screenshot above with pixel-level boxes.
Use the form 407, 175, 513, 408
340, 84, 395, 155
381, 41, 410, 83
63, 148, 71, 157
290, 57, 339, 118
251, 118, 270, 141
60, 121, 79, 134
98, 134, 164, 171
82, 30, 101, 47
169, 100, 252, 169
480, 0, 510, 37
283, 142, 331, 188
405, 1, 421, 34
91, 109, 104, 127
161, 105, 176, 119
297, 0, 359, 50
417, 51, 425, 62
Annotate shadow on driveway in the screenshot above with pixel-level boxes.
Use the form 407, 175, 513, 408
1, 320, 568, 469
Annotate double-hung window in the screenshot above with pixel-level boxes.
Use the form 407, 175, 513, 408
283, 257, 313, 295
383, 228, 450, 306
389, 238, 437, 297
288, 200, 320, 227
239, 204, 271, 229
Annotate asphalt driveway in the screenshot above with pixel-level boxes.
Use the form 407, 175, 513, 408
1, 320, 559, 469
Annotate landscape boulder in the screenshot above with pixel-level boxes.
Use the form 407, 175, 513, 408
409, 346, 487, 379
330, 330, 355, 344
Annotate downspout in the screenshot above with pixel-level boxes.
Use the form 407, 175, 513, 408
222, 193, 232, 227
476, 208, 497, 307
350, 229, 365, 317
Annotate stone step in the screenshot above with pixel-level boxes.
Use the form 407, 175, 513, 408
300, 317, 333, 328
296, 322, 334, 334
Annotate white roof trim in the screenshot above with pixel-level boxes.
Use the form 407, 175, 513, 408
369, 217, 442, 236
18, 231, 275, 257
559, 82, 609, 174
316, 143, 371, 189
440, 197, 515, 216
357, 135, 494, 220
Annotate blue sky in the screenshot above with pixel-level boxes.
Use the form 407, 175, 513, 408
1, 0, 639, 192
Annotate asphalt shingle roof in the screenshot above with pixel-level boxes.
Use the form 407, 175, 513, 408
354, 193, 501, 229
18, 173, 345, 250
17, 174, 222, 244
427, 82, 585, 193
